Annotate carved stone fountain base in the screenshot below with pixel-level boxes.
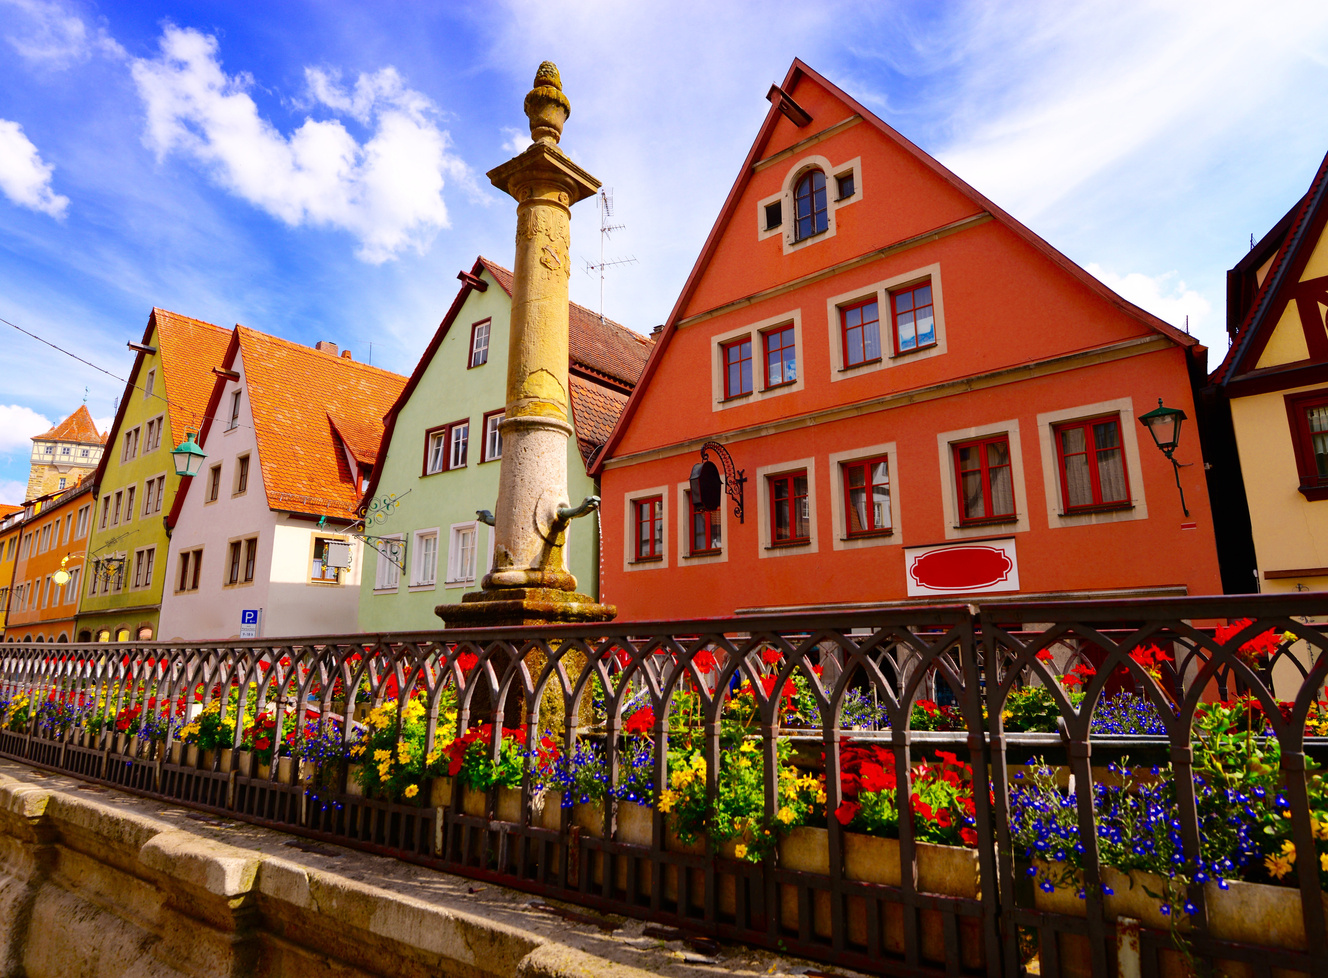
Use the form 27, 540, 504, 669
436, 587, 615, 629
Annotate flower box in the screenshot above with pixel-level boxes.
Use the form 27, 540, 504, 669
1034, 866, 1328, 978
430, 776, 454, 809
840, 832, 983, 968
234, 750, 253, 777
185, 745, 199, 767
615, 801, 654, 895
461, 786, 522, 823
256, 756, 294, 783
169, 742, 184, 765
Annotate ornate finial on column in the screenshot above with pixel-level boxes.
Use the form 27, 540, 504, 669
524, 61, 570, 145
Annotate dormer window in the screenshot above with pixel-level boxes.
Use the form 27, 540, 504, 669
793, 169, 828, 240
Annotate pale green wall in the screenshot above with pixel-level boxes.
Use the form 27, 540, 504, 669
357, 269, 601, 633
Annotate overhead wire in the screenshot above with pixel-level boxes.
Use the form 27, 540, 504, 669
2, 314, 258, 435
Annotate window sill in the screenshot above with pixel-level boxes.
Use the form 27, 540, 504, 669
408, 583, 437, 592
684, 549, 723, 559
842, 529, 893, 540
721, 392, 753, 403
372, 586, 399, 594
762, 381, 796, 392
444, 578, 476, 587
838, 358, 883, 373
834, 193, 856, 202
630, 555, 664, 564
954, 516, 1019, 529
1299, 484, 1328, 501
1058, 503, 1134, 517
479, 457, 501, 464
766, 538, 812, 550
890, 343, 938, 359
308, 579, 342, 587
792, 228, 829, 244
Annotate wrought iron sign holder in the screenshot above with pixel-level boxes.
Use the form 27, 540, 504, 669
693, 441, 745, 523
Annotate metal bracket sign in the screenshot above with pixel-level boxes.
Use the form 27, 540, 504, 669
695, 441, 745, 523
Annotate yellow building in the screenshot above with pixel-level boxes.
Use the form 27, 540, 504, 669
75, 309, 232, 643
1211, 148, 1328, 592
0, 505, 23, 630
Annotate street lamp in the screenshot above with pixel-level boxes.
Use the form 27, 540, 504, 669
170, 432, 207, 478
1138, 398, 1190, 516
51, 554, 82, 587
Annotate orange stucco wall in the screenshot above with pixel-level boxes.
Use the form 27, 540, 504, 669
3, 488, 92, 642
598, 68, 1222, 621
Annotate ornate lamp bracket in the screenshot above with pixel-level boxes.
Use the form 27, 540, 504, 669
700, 441, 745, 524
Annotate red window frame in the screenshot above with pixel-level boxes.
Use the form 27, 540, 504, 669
686, 490, 721, 555
1285, 389, 1328, 499
762, 325, 796, 389
952, 435, 1016, 525
768, 470, 810, 545
722, 337, 753, 399
1053, 415, 1131, 512
422, 419, 468, 476
481, 409, 504, 462
633, 496, 663, 561
842, 456, 892, 536
468, 319, 491, 369
840, 299, 881, 368
890, 280, 936, 354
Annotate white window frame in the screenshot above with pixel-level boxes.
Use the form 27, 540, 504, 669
483, 411, 504, 462
446, 522, 479, 586
227, 390, 242, 430
449, 422, 469, 470
373, 535, 403, 592
426, 430, 447, 474
469, 319, 491, 368
411, 528, 439, 589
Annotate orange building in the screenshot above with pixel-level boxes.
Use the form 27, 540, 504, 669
593, 61, 1222, 620
3, 481, 95, 643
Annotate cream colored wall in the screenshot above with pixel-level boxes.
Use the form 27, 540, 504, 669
1231, 383, 1328, 588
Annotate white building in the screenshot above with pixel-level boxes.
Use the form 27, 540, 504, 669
158, 327, 405, 641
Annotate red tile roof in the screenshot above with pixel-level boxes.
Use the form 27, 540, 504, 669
0, 504, 20, 518
569, 376, 630, 467
476, 256, 653, 389
236, 326, 407, 520
31, 405, 103, 444
152, 308, 234, 447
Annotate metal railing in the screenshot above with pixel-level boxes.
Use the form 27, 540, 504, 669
1, 593, 1327, 978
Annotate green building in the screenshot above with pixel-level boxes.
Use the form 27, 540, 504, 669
357, 257, 650, 631
76, 309, 232, 642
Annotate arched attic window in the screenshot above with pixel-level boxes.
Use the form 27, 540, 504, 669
794, 169, 828, 241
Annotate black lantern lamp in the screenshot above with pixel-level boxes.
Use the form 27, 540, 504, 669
1138, 399, 1189, 516
170, 432, 207, 478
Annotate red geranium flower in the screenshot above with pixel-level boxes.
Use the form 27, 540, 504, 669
692, 651, 717, 675
761, 648, 782, 665
960, 827, 978, 846
623, 707, 655, 735
835, 801, 861, 825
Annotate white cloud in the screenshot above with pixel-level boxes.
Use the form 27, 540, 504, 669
130, 26, 472, 263
1086, 263, 1212, 335
0, 119, 69, 217
0, 480, 28, 507
0, 0, 124, 67
0, 404, 52, 454
500, 126, 533, 155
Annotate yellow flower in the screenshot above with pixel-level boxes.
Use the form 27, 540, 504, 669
404, 784, 419, 798
738, 758, 751, 769
777, 806, 796, 825
1314, 820, 1328, 841
733, 843, 748, 859
658, 789, 678, 813
374, 749, 391, 762
1282, 840, 1297, 856
1001, 710, 1013, 722
1321, 853, 1328, 873
1266, 853, 1293, 879
739, 740, 756, 754
426, 750, 440, 767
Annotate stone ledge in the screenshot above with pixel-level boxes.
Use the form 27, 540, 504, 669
0, 761, 840, 978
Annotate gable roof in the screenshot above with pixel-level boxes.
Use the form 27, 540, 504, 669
1212, 148, 1328, 389
591, 58, 1198, 474
223, 326, 406, 521
32, 405, 104, 444
91, 308, 232, 491
361, 256, 652, 503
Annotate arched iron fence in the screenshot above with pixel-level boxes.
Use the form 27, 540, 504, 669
1, 593, 1327, 978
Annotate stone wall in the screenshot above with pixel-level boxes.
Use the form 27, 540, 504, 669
0, 770, 669, 978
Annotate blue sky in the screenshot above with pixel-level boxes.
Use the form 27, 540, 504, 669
2, 0, 1328, 506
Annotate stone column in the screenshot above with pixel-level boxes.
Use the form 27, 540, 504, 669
437, 63, 615, 629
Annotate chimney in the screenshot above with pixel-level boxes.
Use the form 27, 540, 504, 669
315, 341, 338, 355
340, 349, 352, 360
650, 324, 663, 337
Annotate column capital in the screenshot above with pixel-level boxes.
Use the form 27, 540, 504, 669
486, 142, 600, 207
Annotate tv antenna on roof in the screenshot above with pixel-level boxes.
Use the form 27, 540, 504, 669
583, 188, 637, 324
